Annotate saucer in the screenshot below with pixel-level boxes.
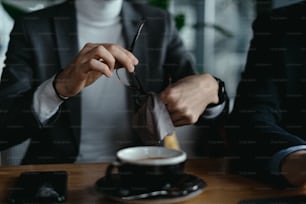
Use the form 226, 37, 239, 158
95, 173, 206, 204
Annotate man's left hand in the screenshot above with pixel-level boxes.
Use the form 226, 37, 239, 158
160, 74, 219, 126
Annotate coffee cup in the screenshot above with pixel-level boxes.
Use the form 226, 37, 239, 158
105, 146, 187, 188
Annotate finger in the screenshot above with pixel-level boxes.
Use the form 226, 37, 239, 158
82, 44, 139, 76
169, 111, 184, 123
159, 87, 178, 105
170, 112, 192, 126
116, 47, 139, 71
166, 103, 180, 113
159, 90, 169, 103
75, 43, 110, 67
79, 43, 100, 55
91, 45, 117, 71
80, 44, 116, 71
169, 109, 197, 125
165, 98, 187, 113
173, 119, 189, 127
104, 45, 138, 72
168, 110, 188, 126
87, 58, 113, 77
69, 43, 99, 66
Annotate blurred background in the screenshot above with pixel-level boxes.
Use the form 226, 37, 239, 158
0, 0, 304, 165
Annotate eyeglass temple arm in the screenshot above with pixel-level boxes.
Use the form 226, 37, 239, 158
128, 19, 146, 94
128, 19, 145, 52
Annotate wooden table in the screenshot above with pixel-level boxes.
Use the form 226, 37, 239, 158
0, 159, 305, 204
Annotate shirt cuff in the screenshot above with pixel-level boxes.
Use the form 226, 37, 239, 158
32, 75, 63, 124
202, 101, 226, 119
269, 145, 306, 176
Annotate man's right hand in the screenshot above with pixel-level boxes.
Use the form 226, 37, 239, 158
53, 43, 138, 97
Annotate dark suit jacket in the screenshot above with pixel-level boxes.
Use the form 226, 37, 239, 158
228, 2, 306, 185
0, 0, 198, 164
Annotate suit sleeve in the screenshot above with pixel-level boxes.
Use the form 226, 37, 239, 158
0, 17, 45, 150
228, 12, 306, 186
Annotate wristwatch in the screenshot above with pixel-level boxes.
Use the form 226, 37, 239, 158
208, 77, 226, 107
202, 77, 227, 119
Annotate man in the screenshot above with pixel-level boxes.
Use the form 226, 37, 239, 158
0, 0, 228, 164
229, 1, 306, 187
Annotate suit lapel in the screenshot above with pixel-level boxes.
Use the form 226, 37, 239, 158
121, 2, 140, 51
53, 1, 81, 149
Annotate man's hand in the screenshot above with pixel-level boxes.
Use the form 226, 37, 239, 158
160, 74, 219, 126
53, 43, 138, 97
281, 150, 306, 187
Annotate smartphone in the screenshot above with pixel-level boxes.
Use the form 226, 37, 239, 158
239, 195, 306, 204
7, 171, 68, 203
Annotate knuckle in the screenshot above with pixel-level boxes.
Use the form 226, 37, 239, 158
185, 113, 197, 124
88, 58, 96, 66
107, 44, 117, 52
96, 45, 105, 53
164, 90, 177, 102
182, 109, 197, 124
190, 115, 198, 124
169, 87, 179, 97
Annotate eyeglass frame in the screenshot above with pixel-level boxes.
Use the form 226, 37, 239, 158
116, 19, 147, 95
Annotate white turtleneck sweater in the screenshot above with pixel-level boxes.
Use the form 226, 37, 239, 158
33, 0, 135, 163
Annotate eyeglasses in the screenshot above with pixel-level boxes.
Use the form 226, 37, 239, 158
116, 19, 147, 95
